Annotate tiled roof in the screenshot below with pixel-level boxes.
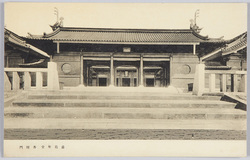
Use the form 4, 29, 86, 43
26, 27, 225, 44
222, 32, 247, 56
201, 32, 247, 61
5, 28, 50, 58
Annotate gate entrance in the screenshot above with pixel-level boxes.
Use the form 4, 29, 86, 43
115, 66, 138, 87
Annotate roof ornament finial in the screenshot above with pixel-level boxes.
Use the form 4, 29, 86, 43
190, 9, 203, 33
50, 7, 64, 31
54, 7, 59, 22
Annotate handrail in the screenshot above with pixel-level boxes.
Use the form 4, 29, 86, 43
4, 62, 60, 91
205, 70, 246, 74
193, 64, 247, 96
4, 68, 48, 72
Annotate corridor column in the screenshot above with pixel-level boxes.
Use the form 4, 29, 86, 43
80, 54, 84, 86
110, 54, 114, 86
139, 54, 144, 87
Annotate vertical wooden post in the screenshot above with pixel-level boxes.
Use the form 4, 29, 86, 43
80, 55, 84, 85
36, 72, 43, 89
12, 72, 20, 90
139, 54, 144, 87
24, 71, 31, 90
193, 44, 196, 55
57, 42, 60, 53
110, 54, 114, 86
169, 56, 173, 85
209, 73, 216, 92
86, 65, 89, 86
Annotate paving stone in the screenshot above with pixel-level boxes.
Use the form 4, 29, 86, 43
4, 129, 246, 140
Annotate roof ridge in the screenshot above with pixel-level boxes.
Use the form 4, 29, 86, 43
60, 27, 193, 33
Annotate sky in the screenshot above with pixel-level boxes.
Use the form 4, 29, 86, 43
4, 3, 248, 40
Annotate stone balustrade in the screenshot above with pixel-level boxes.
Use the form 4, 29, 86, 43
193, 64, 247, 96
4, 62, 60, 91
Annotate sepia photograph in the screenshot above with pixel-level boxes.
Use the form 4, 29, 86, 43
2, 2, 248, 157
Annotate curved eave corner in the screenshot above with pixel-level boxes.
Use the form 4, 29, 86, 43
27, 44, 50, 58
191, 29, 225, 43
27, 27, 61, 39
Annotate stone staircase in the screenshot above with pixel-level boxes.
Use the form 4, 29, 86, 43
4, 88, 247, 140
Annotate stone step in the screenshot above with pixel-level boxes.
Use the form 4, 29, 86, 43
12, 99, 236, 108
27, 93, 221, 100
29, 86, 181, 94
4, 118, 246, 130
4, 107, 246, 120
27, 94, 221, 100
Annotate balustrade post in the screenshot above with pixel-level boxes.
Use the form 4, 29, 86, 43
209, 73, 216, 92
4, 72, 11, 91
221, 74, 227, 92
192, 63, 205, 96
12, 72, 20, 90
48, 62, 60, 90
24, 71, 31, 90
239, 74, 247, 92
36, 72, 43, 89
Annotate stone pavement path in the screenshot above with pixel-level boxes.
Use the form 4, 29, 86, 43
4, 129, 246, 140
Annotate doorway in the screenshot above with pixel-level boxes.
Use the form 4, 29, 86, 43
146, 78, 155, 87
122, 78, 130, 87
115, 65, 138, 87
99, 78, 107, 86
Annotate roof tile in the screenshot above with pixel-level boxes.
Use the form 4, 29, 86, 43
26, 27, 224, 44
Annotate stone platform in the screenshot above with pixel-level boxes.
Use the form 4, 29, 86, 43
4, 87, 247, 140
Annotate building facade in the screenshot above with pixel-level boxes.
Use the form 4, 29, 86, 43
5, 22, 246, 92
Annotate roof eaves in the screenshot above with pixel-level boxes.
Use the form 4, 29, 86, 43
201, 47, 222, 61
222, 44, 247, 56
27, 27, 61, 39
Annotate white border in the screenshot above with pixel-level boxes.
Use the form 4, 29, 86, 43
0, 0, 249, 159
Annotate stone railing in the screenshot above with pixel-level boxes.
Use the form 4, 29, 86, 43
193, 64, 247, 96
4, 62, 60, 91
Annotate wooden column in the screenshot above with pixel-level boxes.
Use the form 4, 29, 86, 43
139, 55, 144, 87
169, 56, 173, 85
193, 44, 196, 55
80, 55, 84, 85
110, 54, 114, 86
57, 42, 60, 53
86, 65, 89, 86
